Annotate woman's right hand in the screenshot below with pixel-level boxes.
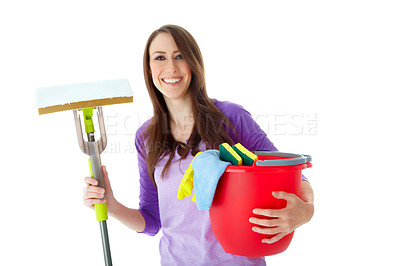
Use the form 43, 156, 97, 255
83, 165, 116, 211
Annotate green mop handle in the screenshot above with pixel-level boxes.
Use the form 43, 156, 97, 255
82, 108, 108, 221
88, 158, 108, 221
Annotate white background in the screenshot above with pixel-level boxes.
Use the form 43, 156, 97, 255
1, 0, 399, 265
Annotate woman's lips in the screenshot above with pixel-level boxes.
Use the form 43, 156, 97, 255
162, 77, 183, 85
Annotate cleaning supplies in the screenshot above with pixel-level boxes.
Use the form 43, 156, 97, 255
177, 150, 231, 210
177, 152, 203, 202
219, 143, 242, 165
35, 79, 133, 266
232, 143, 258, 166
178, 143, 258, 210
192, 150, 231, 210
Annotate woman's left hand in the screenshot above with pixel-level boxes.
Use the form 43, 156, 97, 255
249, 182, 314, 244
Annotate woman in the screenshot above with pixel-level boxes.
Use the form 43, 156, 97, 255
83, 25, 314, 265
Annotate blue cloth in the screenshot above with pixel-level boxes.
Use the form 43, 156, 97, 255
192, 150, 231, 210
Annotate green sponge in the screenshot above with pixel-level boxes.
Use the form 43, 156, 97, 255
219, 143, 242, 165
232, 143, 258, 166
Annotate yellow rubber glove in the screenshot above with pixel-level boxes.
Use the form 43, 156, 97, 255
177, 152, 202, 202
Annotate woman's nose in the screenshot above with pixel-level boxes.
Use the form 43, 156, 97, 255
165, 59, 177, 73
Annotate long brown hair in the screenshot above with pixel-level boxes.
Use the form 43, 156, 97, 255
142, 25, 238, 186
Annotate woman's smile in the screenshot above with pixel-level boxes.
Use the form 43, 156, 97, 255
162, 77, 183, 85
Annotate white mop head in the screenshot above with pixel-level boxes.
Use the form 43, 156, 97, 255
35, 79, 133, 115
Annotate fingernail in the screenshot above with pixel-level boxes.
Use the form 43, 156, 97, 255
272, 191, 278, 197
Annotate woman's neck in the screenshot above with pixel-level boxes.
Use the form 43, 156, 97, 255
165, 94, 193, 126
164, 94, 194, 142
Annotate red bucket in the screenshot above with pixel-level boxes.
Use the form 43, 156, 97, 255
209, 151, 312, 257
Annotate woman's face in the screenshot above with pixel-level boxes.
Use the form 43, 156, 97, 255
148, 32, 192, 102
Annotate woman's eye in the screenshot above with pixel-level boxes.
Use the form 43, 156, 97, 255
153, 55, 182, 60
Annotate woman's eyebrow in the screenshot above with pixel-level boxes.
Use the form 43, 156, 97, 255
152, 51, 166, 55
151, 50, 180, 56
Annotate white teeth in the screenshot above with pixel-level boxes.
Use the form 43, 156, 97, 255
163, 78, 182, 84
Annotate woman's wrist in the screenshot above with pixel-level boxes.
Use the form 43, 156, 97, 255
106, 199, 146, 232
106, 197, 120, 216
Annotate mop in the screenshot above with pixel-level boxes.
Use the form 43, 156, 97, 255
35, 79, 133, 266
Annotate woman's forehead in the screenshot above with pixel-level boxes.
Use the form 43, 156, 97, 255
149, 32, 179, 54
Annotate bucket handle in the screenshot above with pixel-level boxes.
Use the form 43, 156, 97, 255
254, 151, 312, 167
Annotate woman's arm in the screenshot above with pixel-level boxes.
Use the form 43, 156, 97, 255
299, 180, 314, 204
107, 199, 146, 233
83, 122, 161, 235
249, 181, 314, 244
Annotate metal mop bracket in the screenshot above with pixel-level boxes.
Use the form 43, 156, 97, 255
73, 106, 112, 266
73, 106, 107, 155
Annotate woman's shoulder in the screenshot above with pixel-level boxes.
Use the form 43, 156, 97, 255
213, 99, 248, 115
213, 99, 252, 124
135, 117, 153, 141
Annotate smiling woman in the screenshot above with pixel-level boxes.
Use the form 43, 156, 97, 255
148, 32, 192, 102
82, 24, 314, 266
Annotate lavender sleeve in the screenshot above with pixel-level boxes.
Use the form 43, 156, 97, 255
216, 100, 308, 182
135, 121, 161, 236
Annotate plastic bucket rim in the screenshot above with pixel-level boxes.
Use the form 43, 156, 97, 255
254, 151, 312, 167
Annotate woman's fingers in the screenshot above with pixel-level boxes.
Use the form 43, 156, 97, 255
83, 175, 106, 207
83, 165, 116, 210
84, 181, 105, 195
262, 233, 289, 244
84, 176, 98, 186
251, 225, 281, 235
252, 208, 281, 218
250, 217, 293, 244
83, 189, 105, 200
249, 217, 280, 227
84, 198, 106, 207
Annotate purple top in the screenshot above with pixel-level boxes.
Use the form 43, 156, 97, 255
135, 100, 305, 265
